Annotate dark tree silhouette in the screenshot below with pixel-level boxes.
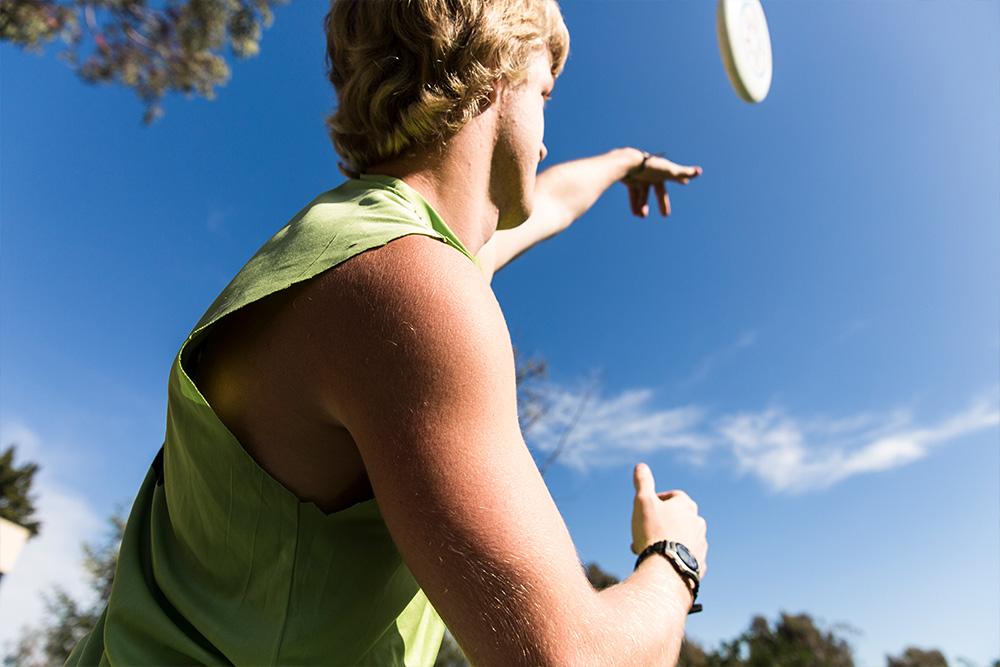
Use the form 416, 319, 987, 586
513, 346, 550, 437
887, 647, 949, 667
0, 444, 41, 537
712, 612, 857, 667
583, 561, 619, 591
0, 0, 287, 124
3, 512, 124, 666
676, 638, 713, 667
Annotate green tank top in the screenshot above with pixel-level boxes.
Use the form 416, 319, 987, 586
67, 173, 480, 666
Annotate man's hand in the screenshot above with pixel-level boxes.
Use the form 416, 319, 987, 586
480, 148, 704, 280
621, 151, 703, 218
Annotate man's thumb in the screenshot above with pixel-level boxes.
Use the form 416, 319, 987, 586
633, 462, 655, 495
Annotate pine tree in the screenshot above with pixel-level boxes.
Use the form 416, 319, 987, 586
887, 647, 949, 667
3, 512, 124, 666
0, 444, 41, 537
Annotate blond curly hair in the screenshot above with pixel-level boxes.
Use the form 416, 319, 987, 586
324, 0, 570, 177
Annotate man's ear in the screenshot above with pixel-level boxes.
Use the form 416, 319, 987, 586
483, 76, 504, 110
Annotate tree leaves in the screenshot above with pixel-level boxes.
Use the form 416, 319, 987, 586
0, 0, 288, 124
0, 443, 41, 537
3, 511, 124, 666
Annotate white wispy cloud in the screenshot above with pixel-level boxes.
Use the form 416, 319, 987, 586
677, 329, 758, 389
719, 390, 998, 493
0, 422, 103, 654
525, 379, 714, 471
523, 381, 999, 494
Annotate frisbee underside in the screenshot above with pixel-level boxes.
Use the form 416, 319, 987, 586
0, 517, 30, 575
717, 0, 773, 103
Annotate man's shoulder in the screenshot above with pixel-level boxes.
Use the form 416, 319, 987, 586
315, 232, 486, 305
294, 233, 513, 425
294, 231, 505, 352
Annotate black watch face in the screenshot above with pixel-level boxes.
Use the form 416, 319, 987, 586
676, 544, 699, 572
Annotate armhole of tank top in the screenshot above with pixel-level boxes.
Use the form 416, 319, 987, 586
174, 228, 457, 405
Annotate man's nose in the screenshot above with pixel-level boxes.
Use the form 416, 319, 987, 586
539, 143, 548, 162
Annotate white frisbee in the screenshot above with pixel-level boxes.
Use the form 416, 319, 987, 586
0, 516, 31, 576
716, 0, 773, 103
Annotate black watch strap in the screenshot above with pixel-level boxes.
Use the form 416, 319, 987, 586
634, 541, 703, 615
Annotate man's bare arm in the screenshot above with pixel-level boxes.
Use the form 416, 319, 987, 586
303, 235, 695, 665
479, 148, 641, 281
480, 147, 702, 282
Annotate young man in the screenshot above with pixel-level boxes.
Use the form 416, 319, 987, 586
68, 1, 708, 664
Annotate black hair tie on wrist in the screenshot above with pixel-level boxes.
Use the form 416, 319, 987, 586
624, 150, 665, 181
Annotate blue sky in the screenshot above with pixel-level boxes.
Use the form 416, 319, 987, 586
1, 1, 998, 664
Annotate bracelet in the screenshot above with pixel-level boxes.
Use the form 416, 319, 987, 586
623, 149, 665, 181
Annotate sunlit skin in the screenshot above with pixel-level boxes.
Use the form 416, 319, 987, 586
198, 49, 706, 517
365, 47, 704, 276
201, 49, 702, 511
195, 43, 709, 667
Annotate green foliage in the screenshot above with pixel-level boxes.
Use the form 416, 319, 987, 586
0, 0, 288, 124
80, 512, 125, 604
677, 638, 714, 667
709, 613, 857, 667
3, 512, 124, 667
0, 444, 41, 537
583, 561, 620, 591
513, 346, 549, 437
887, 647, 949, 667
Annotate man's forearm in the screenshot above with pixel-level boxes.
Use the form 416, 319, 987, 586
574, 555, 693, 665
482, 147, 643, 280
535, 146, 642, 235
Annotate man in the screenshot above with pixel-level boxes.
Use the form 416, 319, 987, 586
68, 0, 708, 664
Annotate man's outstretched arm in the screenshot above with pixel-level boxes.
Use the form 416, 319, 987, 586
478, 147, 703, 282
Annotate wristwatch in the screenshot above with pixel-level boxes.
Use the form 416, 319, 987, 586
634, 540, 703, 614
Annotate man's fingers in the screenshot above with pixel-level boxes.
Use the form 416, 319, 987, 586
629, 182, 642, 217
653, 182, 666, 216
654, 182, 670, 217
676, 165, 702, 180
658, 490, 697, 513
633, 462, 656, 495
646, 157, 703, 182
627, 162, 701, 218
667, 164, 702, 183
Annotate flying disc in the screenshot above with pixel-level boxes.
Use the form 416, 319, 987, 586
0, 516, 31, 577
716, 0, 773, 103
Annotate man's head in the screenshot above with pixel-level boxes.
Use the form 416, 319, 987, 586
324, 0, 569, 188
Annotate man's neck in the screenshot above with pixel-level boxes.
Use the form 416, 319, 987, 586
363, 122, 500, 258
